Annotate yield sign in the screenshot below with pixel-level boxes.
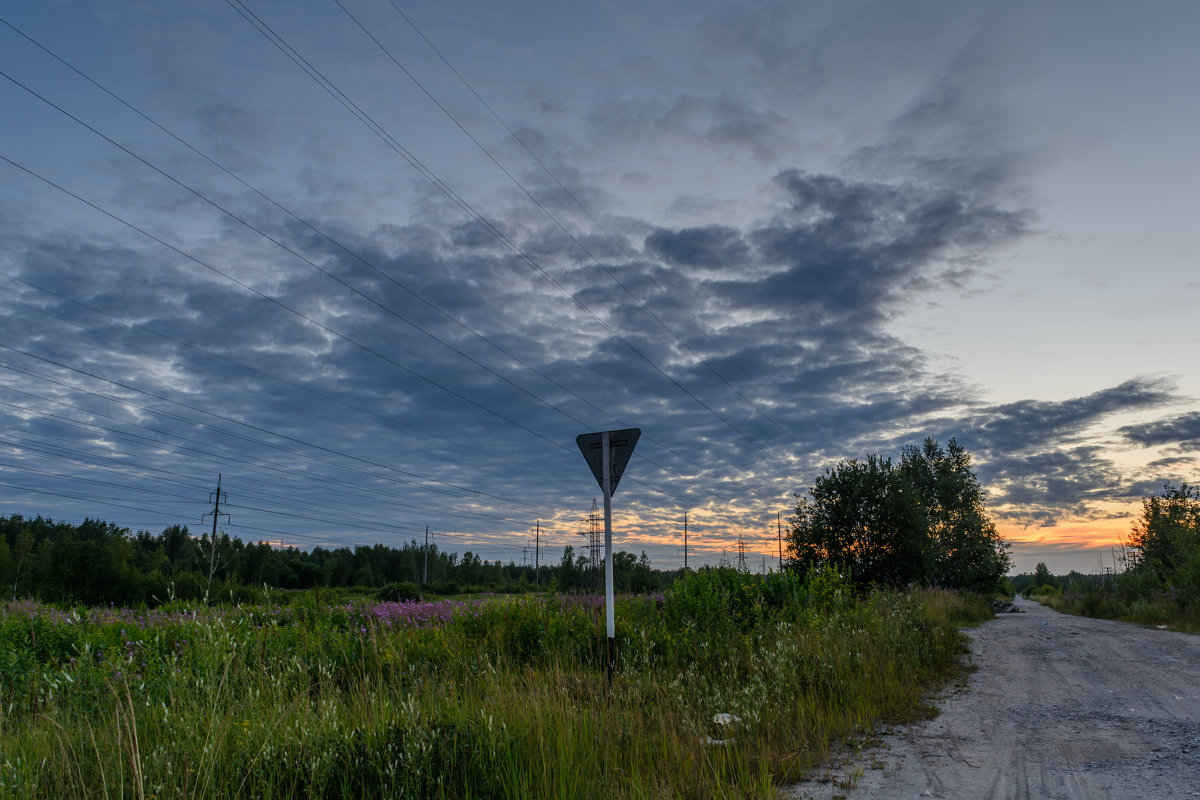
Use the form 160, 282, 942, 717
576, 428, 641, 495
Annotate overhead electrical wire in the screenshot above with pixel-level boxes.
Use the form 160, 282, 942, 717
0, 11, 798, 556
348, 0, 799, 446
0, 16, 656, 456
0, 15, 752, 507
0, 341, 538, 509
222, 0, 775, 459
0, 286, 572, 498
0, 152, 583, 491
0, 71, 719, 507
0, 270, 606, 489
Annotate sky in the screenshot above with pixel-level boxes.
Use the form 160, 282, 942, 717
1, 0, 1197, 575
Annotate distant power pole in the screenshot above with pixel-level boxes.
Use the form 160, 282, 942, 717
736, 535, 747, 571
534, 520, 541, 588
585, 499, 602, 588
202, 473, 228, 541
423, 525, 430, 584
200, 474, 229, 604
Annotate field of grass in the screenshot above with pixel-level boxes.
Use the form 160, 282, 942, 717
0, 568, 991, 799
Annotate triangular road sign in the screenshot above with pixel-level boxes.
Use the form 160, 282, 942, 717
576, 428, 641, 496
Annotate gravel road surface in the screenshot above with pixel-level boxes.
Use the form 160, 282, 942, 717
785, 596, 1200, 799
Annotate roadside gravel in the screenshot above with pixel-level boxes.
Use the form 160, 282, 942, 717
784, 595, 1200, 799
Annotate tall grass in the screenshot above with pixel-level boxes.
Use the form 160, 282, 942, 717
1038, 587, 1200, 632
0, 569, 989, 799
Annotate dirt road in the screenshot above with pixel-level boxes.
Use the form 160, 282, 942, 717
785, 596, 1200, 799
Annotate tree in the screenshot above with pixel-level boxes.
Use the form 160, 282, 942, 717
788, 438, 1008, 592
11, 527, 34, 600
1033, 562, 1057, 589
899, 438, 1010, 591
788, 454, 925, 588
557, 546, 581, 591
1127, 482, 1200, 600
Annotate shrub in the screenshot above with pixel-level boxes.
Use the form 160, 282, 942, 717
377, 582, 421, 603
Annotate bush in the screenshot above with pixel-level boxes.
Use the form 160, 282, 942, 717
377, 582, 421, 603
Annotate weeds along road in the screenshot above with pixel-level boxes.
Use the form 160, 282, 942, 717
786, 595, 1200, 800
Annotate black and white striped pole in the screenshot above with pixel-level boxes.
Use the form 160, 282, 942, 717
576, 428, 640, 685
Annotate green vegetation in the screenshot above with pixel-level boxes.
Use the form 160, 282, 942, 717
0, 568, 992, 799
1029, 483, 1200, 630
787, 438, 1010, 592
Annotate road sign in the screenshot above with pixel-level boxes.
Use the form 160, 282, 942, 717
575, 428, 640, 495
575, 428, 641, 686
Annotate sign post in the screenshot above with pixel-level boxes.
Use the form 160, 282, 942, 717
576, 428, 640, 685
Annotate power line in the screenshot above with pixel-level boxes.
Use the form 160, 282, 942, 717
0, 283, 572, 493
0, 378, 538, 528
0, 17, 746, 506
0, 341, 536, 508
0, 143, 716, 511
0, 14, 798, 551
377, 1, 802, 446
222, 0, 774, 458
0, 153, 586, 492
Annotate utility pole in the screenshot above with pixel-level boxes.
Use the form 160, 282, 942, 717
423, 525, 429, 584
207, 474, 226, 541
583, 499, 602, 589
683, 511, 689, 570
200, 474, 229, 604
534, 520, 541, 588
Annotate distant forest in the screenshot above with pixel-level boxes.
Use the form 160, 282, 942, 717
0, 515, 670, 606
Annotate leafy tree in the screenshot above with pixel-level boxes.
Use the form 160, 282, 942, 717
11, 527, 34, 599
1033, 562, 1057, 589
1127, 482, 1200, 601
788, 438, 1008, 592
899, 438, 1010, 591
788, 454, 926, 588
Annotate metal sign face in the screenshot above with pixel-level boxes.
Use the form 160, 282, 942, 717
575, 428, 641, 495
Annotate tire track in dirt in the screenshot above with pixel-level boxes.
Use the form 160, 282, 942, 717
785, 596, 1200, 799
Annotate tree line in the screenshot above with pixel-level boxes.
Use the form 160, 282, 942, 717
0, 515, 667, 606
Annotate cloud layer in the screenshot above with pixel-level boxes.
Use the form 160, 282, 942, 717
1, 0, 1196, 571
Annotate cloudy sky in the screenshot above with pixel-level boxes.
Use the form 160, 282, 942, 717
2, 0, 1197, 574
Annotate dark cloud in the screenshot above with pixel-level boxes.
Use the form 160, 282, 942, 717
965, 379, 1175, 455
644, 225, 748, 270
718, 170, 1029, 320
1120, 411, 1200, 448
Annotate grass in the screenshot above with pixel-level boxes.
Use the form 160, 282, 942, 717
1036, 588, 1200, 632
0, 569, 991, 799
